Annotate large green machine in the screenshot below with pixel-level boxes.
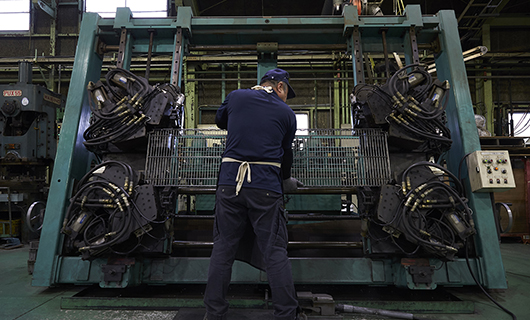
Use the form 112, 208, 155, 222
32, 5, 507, 292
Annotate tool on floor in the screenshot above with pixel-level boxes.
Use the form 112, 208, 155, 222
1, 237, 22, 250
299, 291, 429, 320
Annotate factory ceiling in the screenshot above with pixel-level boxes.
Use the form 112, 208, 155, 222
190, 0, 530, 46
193, 0, 530, 17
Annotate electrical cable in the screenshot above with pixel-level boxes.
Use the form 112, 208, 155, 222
352, 63, 452, 156
62, 160, 165, 257
373, 161, 475, 259
465, 241, 517, 320
84, 68, 184, 152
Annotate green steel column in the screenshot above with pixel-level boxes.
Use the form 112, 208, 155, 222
403, 27, 420, 66
221, 64, 226, 101
171, 7, 192, 89
237, 63, 241, 90
348, 26, 363, 128
33, 12, 103, 287
482, 24, 494, 134
334, 71, 341, 128
343, 60, 349, 127
171, 28, 185, 88
402, 6, 423, 66
350, 28, 364, 86
257, 61, 277, 85
434, 10, 507, 289
185, 63, 196, 128
114, 8, 134, 70
257, 43, 278, 83
341, 62, 347, 127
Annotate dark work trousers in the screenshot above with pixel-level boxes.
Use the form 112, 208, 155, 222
203, 186, 298, 320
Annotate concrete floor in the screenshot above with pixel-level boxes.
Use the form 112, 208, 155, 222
1, 242, 529, 320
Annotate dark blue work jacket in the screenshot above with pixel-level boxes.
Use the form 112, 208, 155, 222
216, 87, 297, 194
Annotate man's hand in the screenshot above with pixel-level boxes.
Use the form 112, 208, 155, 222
283, 177, 304, 193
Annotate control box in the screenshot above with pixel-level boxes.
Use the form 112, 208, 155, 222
467, 150, 516, 193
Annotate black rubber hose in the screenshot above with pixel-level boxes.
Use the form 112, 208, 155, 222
336, 304, 430, 320
465, 241, 517, 320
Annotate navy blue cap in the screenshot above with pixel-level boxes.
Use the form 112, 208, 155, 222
260, 68, 296, 99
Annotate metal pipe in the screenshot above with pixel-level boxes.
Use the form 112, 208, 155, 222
0, 187, 13, 237
314, 79, 318, 127
145, 29, 155, 80
18, 61, 33, 84
329, 81, 333, 128
363, 53, 373, 83
173, 240, 363, 248
174, 214, 360, 220
176, 187, 357, 194
199, 104, 333, 109
189, 44, 348, 51
221, 64, 226, 101
187, 69, 350, 75
13, 75, 530, 85
336, 304, 421, 320
184, 77, 358, 82
464, 75, 530, 79
509, 79, 514, 136
3, 51, 527, 66
381, 28, 390, 79
237, 63, 241, 89
337, 61, 346, 128
57, 64, 62, 94
494, 101, 530, 105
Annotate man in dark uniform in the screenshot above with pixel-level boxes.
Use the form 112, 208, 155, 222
203, 68, 303, 320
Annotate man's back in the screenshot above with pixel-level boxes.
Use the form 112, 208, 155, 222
216, 88, 296, 193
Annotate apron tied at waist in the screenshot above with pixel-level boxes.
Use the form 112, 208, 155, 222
222, 157, 281, 195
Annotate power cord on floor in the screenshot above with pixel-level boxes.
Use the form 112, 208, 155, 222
465, 241, 517, 320
506, 271, 530, 279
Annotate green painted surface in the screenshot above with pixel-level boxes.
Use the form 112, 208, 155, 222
184, 63, 196, 128
481, 24, 494, 133
4, 244, 530, 319
256, 62, 277, 86
53, 254, 481, 287
434, 10, 507, 290
32, 12, 103, 287
195, 194, 215, 211
60, 297, 268, 310
285, 195, 342, 212
30, 5, 508, 292
59, 297, 473, 314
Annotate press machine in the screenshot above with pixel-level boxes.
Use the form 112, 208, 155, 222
32, 5, 508, 292
1, 61, 64, 240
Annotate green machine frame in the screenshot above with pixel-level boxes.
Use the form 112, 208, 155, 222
33, 5, 507, 290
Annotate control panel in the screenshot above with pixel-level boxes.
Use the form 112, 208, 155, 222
467, 150, 516, 193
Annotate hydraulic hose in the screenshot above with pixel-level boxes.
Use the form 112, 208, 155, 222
336, 304, 429, 320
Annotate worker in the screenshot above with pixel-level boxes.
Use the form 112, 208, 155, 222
203, 68, 304, 320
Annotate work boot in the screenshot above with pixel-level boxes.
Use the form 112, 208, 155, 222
295, 313, 308, 320
295, 308, 308, 320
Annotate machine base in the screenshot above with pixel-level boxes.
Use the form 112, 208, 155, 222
59, 284, 474, 315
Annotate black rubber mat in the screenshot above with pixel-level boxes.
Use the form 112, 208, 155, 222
173, 308, 344, 320
173, 308, 273, 320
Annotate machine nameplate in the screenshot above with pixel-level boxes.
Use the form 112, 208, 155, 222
3, 90, 22, 97
43, 93, 62, 105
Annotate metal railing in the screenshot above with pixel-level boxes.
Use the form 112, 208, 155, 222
145, 128, 391, 188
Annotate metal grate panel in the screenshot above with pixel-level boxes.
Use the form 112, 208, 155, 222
145, 128, 391, 187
